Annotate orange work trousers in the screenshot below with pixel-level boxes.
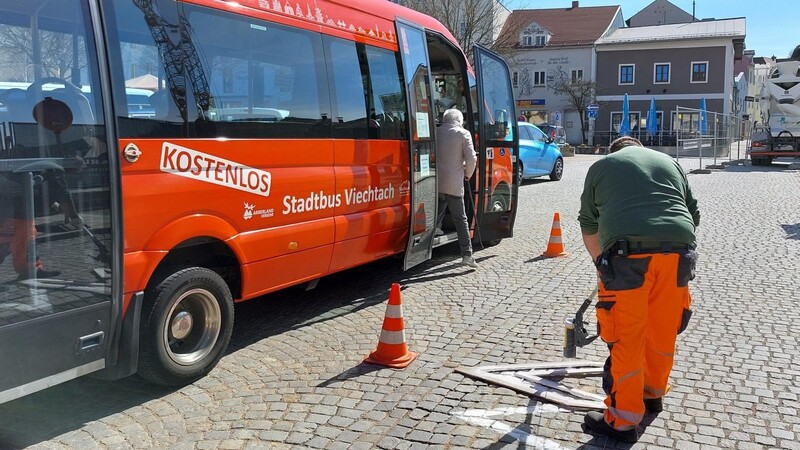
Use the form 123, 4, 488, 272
595, 252, 693, 431
0, 218, 38, 276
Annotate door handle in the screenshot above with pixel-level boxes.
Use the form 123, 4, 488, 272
77, 331, 104, 353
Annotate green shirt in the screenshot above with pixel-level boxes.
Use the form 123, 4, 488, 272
578, 146, 700, 251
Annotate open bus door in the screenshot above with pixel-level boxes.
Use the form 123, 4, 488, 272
0, 0, 119, 404
397, 20, 438, 270
472, 44, 519, 244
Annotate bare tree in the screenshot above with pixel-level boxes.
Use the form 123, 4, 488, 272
549, 68, 596, 145
401, 0, 510, 60
0, 27, 86, 82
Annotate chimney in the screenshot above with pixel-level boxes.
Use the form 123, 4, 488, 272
572, 1, 579, 8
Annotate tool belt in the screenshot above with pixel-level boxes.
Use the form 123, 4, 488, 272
610, 240, 694, 256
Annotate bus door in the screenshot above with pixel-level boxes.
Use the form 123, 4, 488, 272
397, 20, 437, 270
473, 44, 519, 243
0, 0, 117, 403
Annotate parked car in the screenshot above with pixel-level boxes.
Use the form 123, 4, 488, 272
517, 122, 564, 183
748, 126, 771, 164
125, 87, 157, 118
538, 124, 567, 147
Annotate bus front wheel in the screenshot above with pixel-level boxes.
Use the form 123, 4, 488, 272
138, 267, 234, 386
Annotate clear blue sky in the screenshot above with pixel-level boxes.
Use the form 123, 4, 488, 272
503, 0, 799, 59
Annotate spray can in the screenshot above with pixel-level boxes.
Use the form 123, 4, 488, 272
563, 318, 576, 358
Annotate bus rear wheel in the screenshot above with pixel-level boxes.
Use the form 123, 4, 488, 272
138, 267, 234, 386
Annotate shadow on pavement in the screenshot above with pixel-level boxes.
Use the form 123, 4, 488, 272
519, 178, 550, 187
575, 411, 659, 449
782, 223, 800, 240
0, 235, 500, 447
719, 160, 799, 173
525, 255, 550, 264
316, 362, 386, 388
0, 375, 177, 449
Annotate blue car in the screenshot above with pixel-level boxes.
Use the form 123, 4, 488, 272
517, 122, 564, 183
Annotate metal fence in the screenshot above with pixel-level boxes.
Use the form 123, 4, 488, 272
588, 107, 752, 171
673, 106, 751, 166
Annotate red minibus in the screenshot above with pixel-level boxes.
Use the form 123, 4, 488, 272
0, 0, 518, 402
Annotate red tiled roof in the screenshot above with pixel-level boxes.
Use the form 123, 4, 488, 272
496, 5, 621, 49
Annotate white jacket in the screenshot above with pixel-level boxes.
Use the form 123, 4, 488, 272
435, 122, 477, 196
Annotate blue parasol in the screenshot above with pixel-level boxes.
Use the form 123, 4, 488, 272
698, 97, 708, 135
619, 93, 630, 136
646, 97, 658, 138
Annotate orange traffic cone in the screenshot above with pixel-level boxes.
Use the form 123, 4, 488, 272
541, 212, 569, 258
364, 283, 418, 369
412, 203, 426, 234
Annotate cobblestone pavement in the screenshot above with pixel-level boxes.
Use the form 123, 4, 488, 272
0, 154, 798, 449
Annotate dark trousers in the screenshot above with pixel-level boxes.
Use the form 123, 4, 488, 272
436, 193, 472, 257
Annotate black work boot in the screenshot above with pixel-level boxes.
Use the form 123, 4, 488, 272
644, 397, 663, 413
583, 411, 638, 443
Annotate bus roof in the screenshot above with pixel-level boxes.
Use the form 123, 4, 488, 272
186, 0, 463, 56
328, 0, 461, 44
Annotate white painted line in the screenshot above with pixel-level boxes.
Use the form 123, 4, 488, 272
452, 404, 572, 450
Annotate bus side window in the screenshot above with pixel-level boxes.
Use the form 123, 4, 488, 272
109, 0, 331, 139
363, 47, 407, 140
189, 9, 330, 139
325, 37, 368, 140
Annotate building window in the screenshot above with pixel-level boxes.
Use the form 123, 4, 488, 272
611, 111, 640, 135
672, 111, 700, 133
571, 69, 584, 83
512, 71, 518, 88
521, 33, 547, 47
619, 64, 634, 85
691, 61, 708, 83
459, 21, 466, 38
645, 111, 664, 131
533, 71, 546, 87
654, 63, 670, 84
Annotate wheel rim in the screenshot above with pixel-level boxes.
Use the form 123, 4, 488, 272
491, 195, 507, 212
163, 288, 221, 366
554, 160, 563, 178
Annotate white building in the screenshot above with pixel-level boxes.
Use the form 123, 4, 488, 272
495, 1, 624, 145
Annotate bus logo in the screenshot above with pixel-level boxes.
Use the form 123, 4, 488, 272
399, 180, 410, 196
160, 142, 272, 197
243, 202, 274, 220
243, 202, 255, 220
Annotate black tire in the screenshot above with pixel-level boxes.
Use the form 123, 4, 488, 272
549, 157, 564, 181
482, 191, 509, 246
138, 267, 234, 386
489, 192, 509, 212
516, 161, 524, 185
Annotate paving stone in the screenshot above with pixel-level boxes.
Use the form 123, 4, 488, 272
1, 155, 796, 450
